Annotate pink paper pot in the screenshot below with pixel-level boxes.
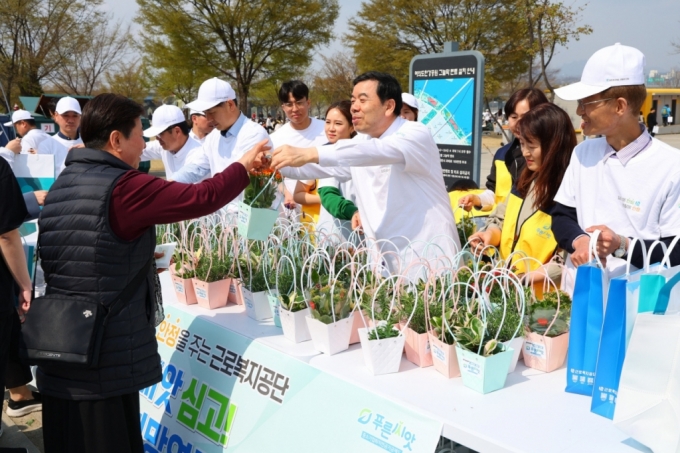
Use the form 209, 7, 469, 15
349, 310, 369, 345
228, 279, 244, 306
172, 274, 197, 305
403, 326, 433, 368
522, 331, 569, 373
428, 332, 460, 378
192, 278, 229, 310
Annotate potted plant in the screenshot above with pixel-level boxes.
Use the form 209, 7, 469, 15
523, 290, 571, 372
305, 266, 355, 356
192, 249, 231, 310
429, 306, 461, 379
400, 280, 439, 368
240, 244, 272, 321
277, 257, 311, 343
238, 169, 282, 241
454, 307, 516, 394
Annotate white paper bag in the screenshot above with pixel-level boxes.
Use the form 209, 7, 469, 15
668, 116, 674, 124
653, 125, 660, 134
613, 273, 680, 453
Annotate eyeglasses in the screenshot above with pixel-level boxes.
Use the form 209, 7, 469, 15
577, 97, 614, 109
282, 100, 307, 109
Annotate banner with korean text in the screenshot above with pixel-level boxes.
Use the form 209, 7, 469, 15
140, 305, 442, 453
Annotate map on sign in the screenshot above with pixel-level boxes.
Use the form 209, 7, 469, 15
414, 78, 474, 146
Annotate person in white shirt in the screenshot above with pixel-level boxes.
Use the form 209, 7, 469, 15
141, 105, 201, 180
3, 109, 69, 177
188, 109, 214, 144
171, 78, 270, 207
51, 96, 83, 148
552, 43, 680, 270
271, 71, 460, 273
269, 81, 326, 213
3, 110, 51, 154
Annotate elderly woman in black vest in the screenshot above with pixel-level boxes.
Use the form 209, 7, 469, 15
36, 94, 267, 453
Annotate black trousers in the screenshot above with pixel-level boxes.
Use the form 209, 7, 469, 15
43, 392, 144, 453
0, 310, 33, 391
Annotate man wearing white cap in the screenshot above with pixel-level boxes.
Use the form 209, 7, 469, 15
3, 110, 51, 154
188, 110, 214, 144
141, 105, 201, 179
171, 78, 270, 192
400, 93, 419, 121
51, 96, 83, 148
551, 43, 680, 269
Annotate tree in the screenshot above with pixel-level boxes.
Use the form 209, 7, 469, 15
103, 60, 148, 104
136, 0, 340, 114
48, 20, 131, 96
312, 51, 359, 106
344, 0, 531, 96
0, 0, 106, 108
521, 0, 592, 100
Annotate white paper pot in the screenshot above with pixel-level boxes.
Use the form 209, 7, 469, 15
305, 316, 353, 355
243, 288, 273, 321
358, 328, 405, 375
279, 307, 311, 343
503, 337, 525, 373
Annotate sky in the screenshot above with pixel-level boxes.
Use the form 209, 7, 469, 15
106, 0, 680, 79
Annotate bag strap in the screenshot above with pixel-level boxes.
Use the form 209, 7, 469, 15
654, 271, 680, 315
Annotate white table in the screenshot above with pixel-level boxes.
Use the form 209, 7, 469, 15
160, 272, 652, 453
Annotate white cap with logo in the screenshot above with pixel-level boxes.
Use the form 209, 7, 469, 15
143, 105, 187, 137
188, 109, 205, 117
186, 78, 236, 112
3, 109, 34, 127
55, 96, 82, 115
555, 43, 646, 101
402, 93, 419, 110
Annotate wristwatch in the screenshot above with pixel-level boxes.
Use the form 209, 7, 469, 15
613, 234, 628, 258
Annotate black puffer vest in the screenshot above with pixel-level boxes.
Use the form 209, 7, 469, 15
37, 148, 161, 400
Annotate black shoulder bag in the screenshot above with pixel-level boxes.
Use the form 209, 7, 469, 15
20, 249, 152, 368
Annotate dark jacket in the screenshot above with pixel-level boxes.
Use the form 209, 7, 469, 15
484, 138, 525, 192
647, 112, 658, 129
36, 148, 161, 400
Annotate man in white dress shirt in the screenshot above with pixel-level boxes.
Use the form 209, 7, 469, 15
171, 78, 270, 207
269, 80, 327, 210
51, 96, 83, 148
188, 109, 214, 144
141, 105, 201, 180
272, 71, 460, 273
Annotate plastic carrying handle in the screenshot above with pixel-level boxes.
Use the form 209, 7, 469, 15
653, 270, 680, 315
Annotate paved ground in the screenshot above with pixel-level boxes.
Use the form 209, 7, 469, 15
3, 133, 679, 452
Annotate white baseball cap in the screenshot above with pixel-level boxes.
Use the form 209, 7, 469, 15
555, 43, 646, 101
3, 109, 34, 126
402, 93, 419, 110
186, 78, 236, 112
55, 96, 82, 115
188, 109, 205, 116
143, 105, 186, 137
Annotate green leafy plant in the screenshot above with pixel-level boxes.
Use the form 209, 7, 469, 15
527, 290, 571, 337
279, 290, 307, 312
193, 250, 231, 283
454, 310, 503, 357
367, 323, 400, 341
431, 306, 457, 345
309, 271, 353, 324
400, 281, 442, 335
457, 214, 476, 246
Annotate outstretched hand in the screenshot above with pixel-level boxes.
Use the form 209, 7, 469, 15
271, 145, 318, 170
238, 139, 271, 172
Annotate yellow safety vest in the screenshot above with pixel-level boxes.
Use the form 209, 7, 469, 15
300, 181, 320, 228
449, 189, 493, 222
499, 191, 558, 275
494, 159, 513, 204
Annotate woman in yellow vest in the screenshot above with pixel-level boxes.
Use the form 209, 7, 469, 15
468, 103, 577, 281
458, 88, 549, 212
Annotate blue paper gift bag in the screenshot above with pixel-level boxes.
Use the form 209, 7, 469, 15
566, 261, 605, 395
591, 277, 627, 418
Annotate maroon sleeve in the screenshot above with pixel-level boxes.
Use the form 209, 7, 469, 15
110, 162, 250, 241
